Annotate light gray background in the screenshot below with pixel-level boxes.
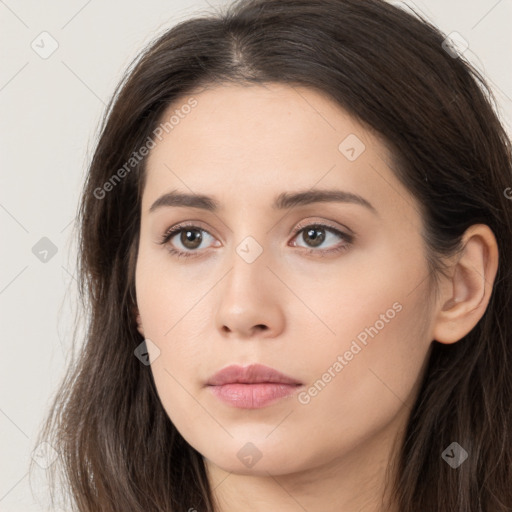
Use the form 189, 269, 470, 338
1, 1, 511, 510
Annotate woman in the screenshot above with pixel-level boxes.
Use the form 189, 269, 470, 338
34, 0, 512, 510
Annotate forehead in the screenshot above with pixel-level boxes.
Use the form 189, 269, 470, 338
147, 83, 378, 165
141, 83, 407, 219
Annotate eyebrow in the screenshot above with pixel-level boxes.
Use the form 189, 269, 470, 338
148, 189, 378, 215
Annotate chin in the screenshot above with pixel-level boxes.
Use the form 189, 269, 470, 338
200, 439, 314, 476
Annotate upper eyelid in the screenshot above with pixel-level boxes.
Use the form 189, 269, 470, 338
164, 217, 351, 235
292, 219, 352, 235
163, 222, 214, 239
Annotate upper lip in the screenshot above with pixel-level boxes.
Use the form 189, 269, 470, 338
206, 364, 302, 386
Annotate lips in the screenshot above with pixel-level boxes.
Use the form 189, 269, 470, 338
206, 363, 302, 386
205, 364, 303, 409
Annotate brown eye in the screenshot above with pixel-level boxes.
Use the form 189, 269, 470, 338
159, 224, 217, 258
291, 223, 353, 255
179, 228, 203, 249
302, 226, 326, 247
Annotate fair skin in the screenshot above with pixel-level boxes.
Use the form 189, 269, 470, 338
134, 83, 498, 511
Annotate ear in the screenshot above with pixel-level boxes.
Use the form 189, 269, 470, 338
132, 306, 145, 338
432, 224, 499, 344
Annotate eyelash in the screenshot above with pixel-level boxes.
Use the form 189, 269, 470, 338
158, 221, 354, 260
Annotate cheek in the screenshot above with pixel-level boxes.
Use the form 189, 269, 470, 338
288, 247, 432, 431
134, 245, 209, 340
134, 256, 216, 417
285, 298, 431, 478
289, 246, 429, 368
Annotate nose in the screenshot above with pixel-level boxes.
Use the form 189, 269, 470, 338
214, 244, 286, 340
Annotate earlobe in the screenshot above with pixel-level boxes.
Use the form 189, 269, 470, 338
136, 317, 145, 338
133, 306, 145, 337
432, 224, 499, 345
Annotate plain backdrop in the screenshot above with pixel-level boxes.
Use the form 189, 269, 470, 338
1, 0, 511, 510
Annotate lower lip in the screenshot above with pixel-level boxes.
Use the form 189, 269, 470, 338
207, 383, 301, 409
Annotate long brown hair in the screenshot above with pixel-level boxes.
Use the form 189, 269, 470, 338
33, 0, 512, 510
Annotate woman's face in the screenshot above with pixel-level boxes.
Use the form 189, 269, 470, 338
135, 83, 436, 477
